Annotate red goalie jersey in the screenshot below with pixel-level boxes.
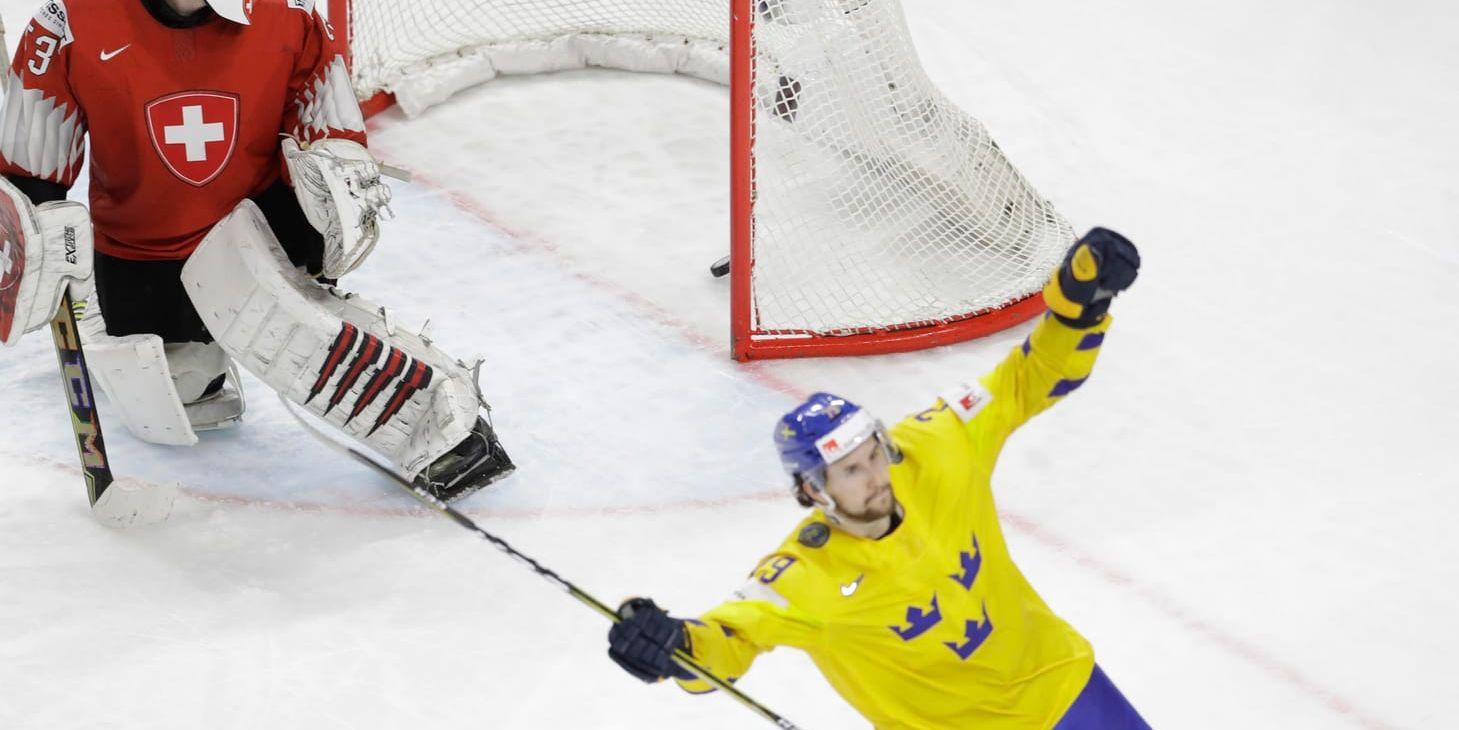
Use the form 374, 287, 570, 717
0, 0, 367, 261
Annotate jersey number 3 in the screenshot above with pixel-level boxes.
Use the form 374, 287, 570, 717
29, 36, 59, 75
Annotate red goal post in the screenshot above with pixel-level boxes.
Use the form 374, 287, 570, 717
326, 0, 1070, 361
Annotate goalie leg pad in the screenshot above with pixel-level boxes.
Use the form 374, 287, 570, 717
181, 200, 478, 477
0, 176, 93, 346
81, 329, 199, 447
78, 305, 244, 445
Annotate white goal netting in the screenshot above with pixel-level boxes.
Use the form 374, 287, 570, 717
342, 0, 1074, 355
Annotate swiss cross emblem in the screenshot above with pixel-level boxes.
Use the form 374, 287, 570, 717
145, 91, 240, 187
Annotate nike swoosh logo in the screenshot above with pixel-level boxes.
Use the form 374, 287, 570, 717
840, 574, 863, 597
99, 45, 131, 62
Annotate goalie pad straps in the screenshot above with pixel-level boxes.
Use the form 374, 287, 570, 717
181, 200, 478, 478
0, 176, 93, 346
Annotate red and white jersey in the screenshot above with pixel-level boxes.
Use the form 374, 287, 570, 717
0, 0, 367, 260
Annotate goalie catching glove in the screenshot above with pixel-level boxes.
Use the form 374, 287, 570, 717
282, 137, 393, 279
1042, 227, 1141, 328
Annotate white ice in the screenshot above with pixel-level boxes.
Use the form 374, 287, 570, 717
2, 1, 1456, 728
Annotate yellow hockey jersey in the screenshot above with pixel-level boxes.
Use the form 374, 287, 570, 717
678, 314, 1113, 729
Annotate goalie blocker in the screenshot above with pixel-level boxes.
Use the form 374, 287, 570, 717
0, 179, 91, 346
182, 200, 513, 501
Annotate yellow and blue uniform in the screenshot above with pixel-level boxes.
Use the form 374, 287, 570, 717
678, 313, 1113, 729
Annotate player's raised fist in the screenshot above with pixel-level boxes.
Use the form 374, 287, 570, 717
607, 598, 695, 684
1042, 227, 1141, 327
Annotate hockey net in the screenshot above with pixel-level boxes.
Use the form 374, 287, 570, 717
329, 0, 1074, 360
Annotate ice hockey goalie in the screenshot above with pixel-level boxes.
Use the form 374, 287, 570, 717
0, 0, 512, 500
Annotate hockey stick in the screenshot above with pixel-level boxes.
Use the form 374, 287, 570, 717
48, 289, 114, 505
44, 290, 178, 526
281, 398, 804, 729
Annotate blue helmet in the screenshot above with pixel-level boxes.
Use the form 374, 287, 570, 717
774, 392, 898, 503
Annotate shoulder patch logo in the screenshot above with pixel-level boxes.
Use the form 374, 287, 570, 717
34, 1, 74, 46
798, 522, 830, 548
940, 382, 993, 423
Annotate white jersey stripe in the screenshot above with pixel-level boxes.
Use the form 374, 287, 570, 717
0, 71, 87, 183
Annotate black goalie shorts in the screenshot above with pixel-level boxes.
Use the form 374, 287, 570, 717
93, 181, 326, 344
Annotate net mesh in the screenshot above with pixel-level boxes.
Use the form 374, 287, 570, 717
344, 0, 1073, 346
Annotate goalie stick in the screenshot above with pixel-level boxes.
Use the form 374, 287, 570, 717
49, 283, 181, 527
48, 290, 114, 505
280, 397, 804, 729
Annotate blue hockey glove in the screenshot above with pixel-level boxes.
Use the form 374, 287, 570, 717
1042, 227, 1141, 327
607, 598, 696, 684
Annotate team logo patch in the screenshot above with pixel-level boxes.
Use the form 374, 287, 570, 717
798, 522, 830, 548
0, 195, 27, 343
940, 382, 993, 423
145, 91, 240, 187
814, 409, 876, 463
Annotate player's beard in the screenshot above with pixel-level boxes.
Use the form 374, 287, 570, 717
841, 483, 898, 522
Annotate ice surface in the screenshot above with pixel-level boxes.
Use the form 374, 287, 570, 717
1, 1, 1456, 728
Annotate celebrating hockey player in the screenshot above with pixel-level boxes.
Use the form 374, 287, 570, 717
0, 0, 512, 501
606, 229, 1150, 728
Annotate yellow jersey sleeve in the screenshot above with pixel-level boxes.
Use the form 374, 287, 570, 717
675, 550, 825, 694
671, 546, 834, 692
897, 313, 1113, 465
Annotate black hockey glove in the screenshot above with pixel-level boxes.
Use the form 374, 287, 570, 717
607, 598, 696, 684
1043, 227, 1141, 328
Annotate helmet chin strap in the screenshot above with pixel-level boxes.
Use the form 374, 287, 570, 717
811, 488, 845, 523
206, 0, 252, 24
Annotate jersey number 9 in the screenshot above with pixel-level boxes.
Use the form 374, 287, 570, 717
755, 555, 797, 585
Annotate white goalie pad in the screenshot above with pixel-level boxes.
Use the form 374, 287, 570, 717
85, 331, 198, 446
0, 176, 93, 346
281, 137, 393, 279
78, 305, 245, 446
181, 200, 479, 478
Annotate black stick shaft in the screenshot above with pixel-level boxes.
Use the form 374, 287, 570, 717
282, 397, 803, 728
48, 291, 114, 505
357, 450, 803, 729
